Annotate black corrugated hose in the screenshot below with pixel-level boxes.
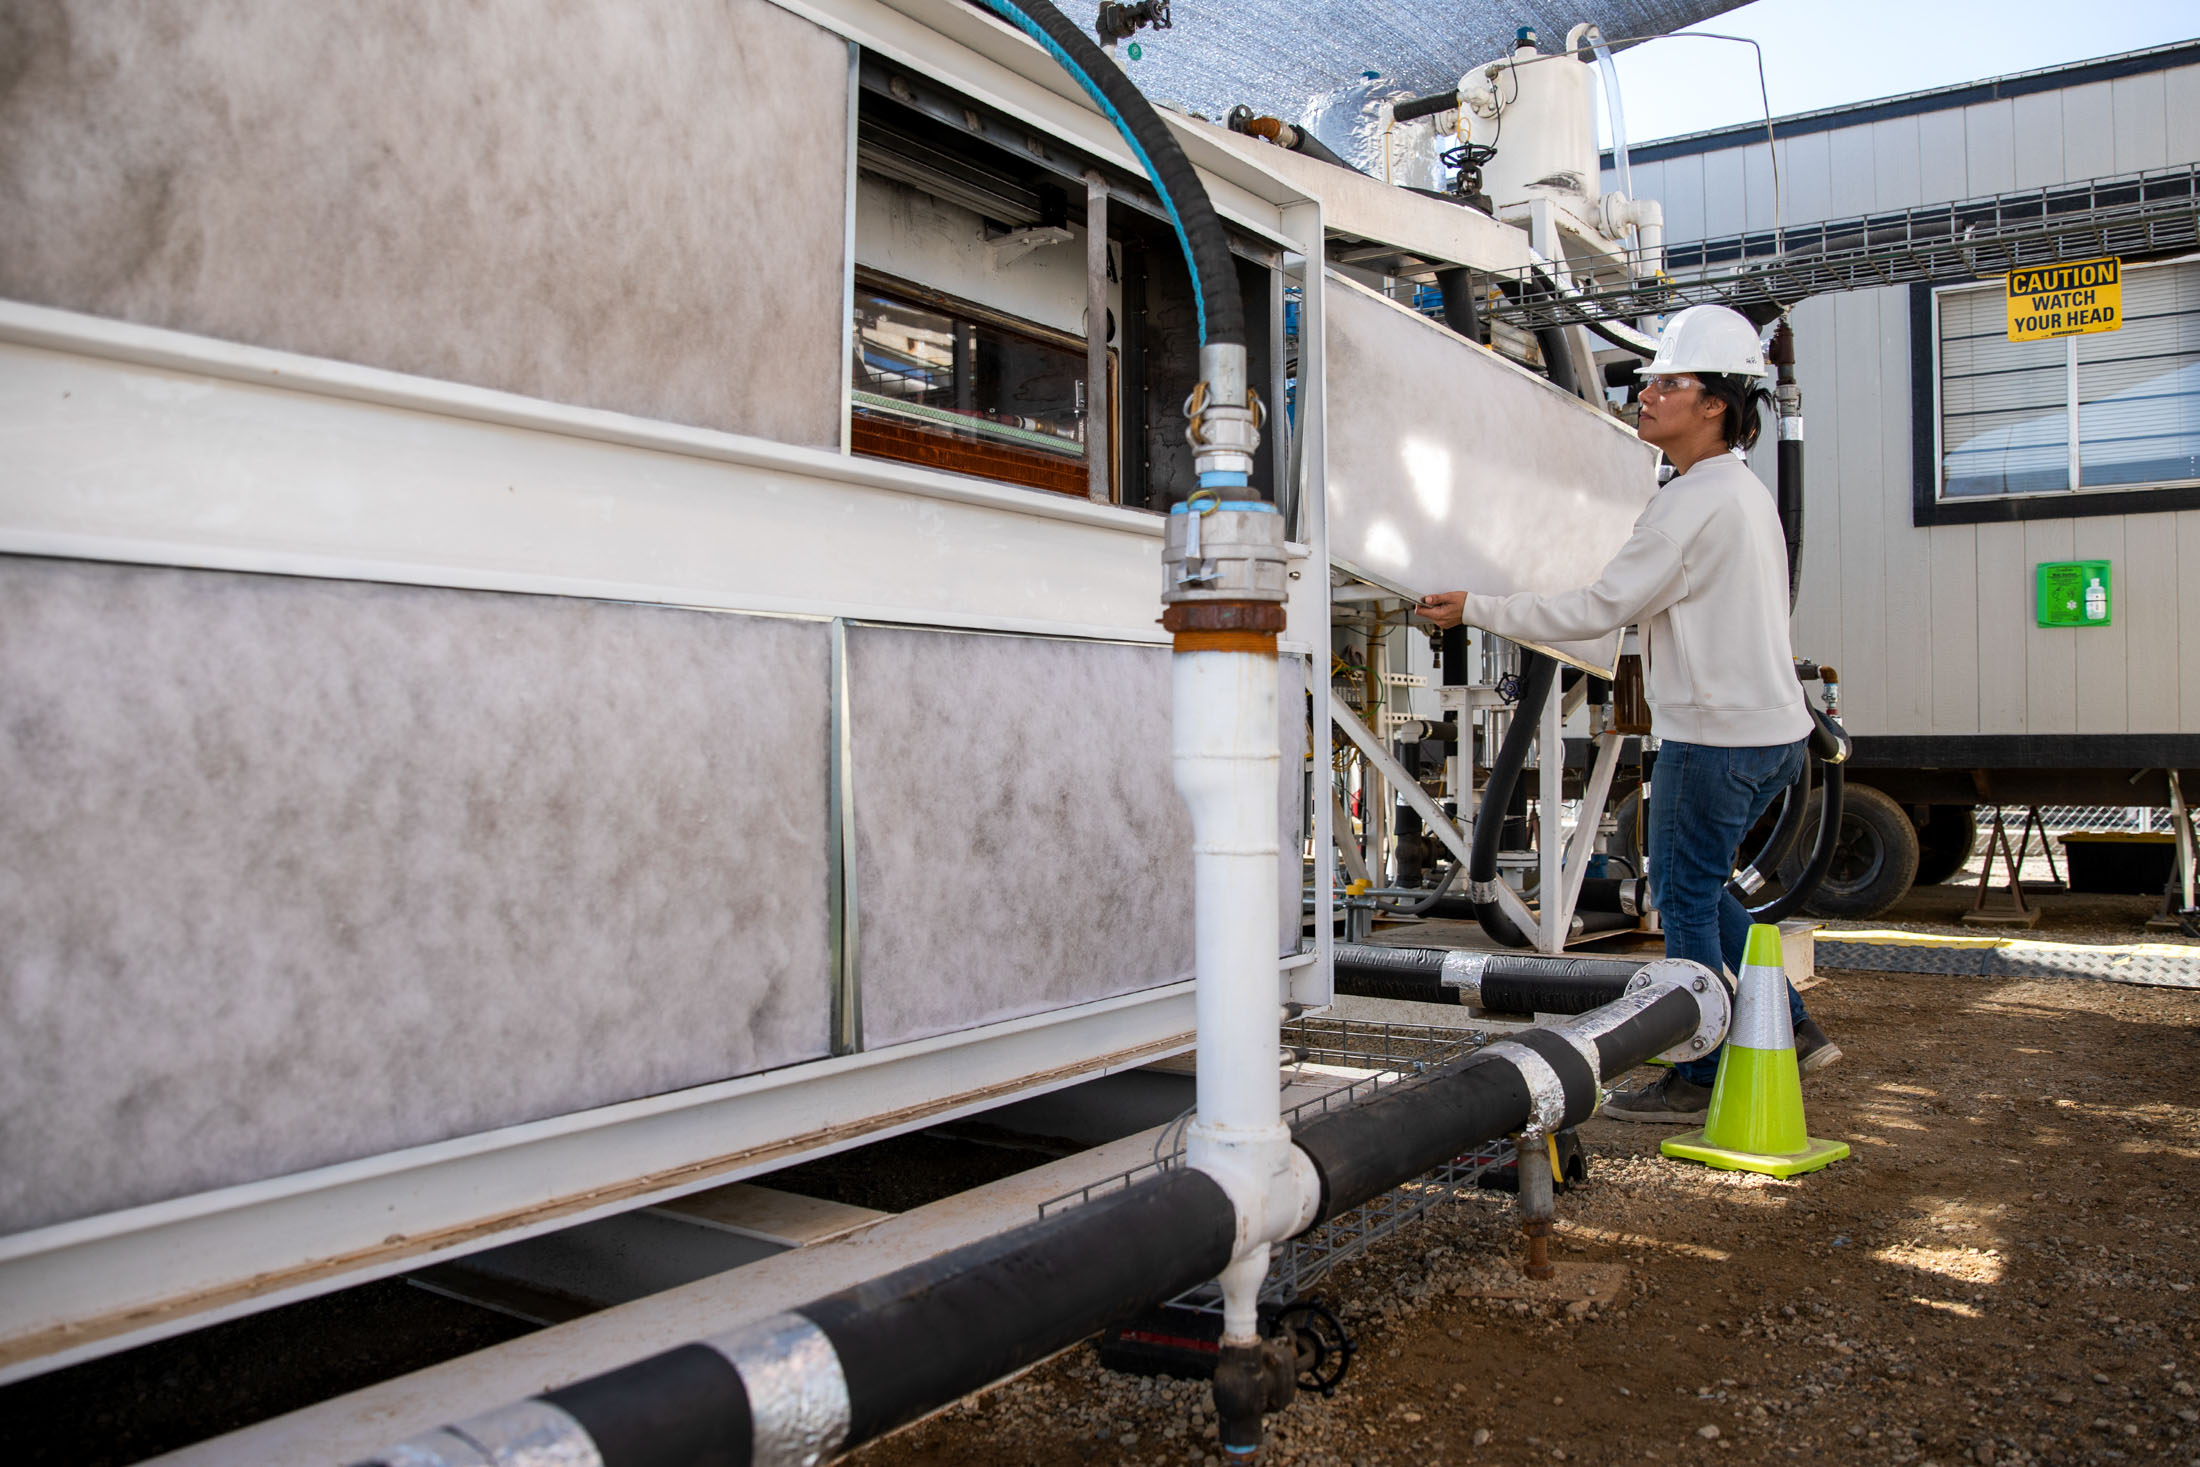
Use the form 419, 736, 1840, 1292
971, 0, 1243, 349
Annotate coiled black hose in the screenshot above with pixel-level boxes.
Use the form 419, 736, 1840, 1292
1469, 653, 1556, 948
973, 0, 1243, 348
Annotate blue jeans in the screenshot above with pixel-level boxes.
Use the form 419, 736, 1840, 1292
1647, 738, 1813, 1086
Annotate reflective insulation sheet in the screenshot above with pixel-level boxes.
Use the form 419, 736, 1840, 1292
1322, 273, 1658, 676
0, 0, 851, 448
0, 559, 833, 1234
1113, 1, 1745, 119
846, 628, 1304, 1050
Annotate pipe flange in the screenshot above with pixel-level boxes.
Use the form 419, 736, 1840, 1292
1625, 957, 1731, 1063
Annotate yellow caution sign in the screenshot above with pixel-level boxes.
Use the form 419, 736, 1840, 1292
2005, 256, 2121, 342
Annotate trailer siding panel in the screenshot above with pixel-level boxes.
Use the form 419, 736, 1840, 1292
1876, 287, 1931, 734
1701, 146, 1747, 239
1916, 109, 1969, 207
1928, 525, 1980, 733
1657, 152, 1708, 247
2021, 518, 2078, 733
2070, 517, 2128, 734
1965, 100, 2018, 196
1741, 141, 1777, 233
1788, 295, 1843, 667
1833, 291, 1886, 730
1870, 117, 1924, 211
1783, 130, 1833, 229
1975, 521, 2029, 731
2010, 90, 2065, 188
2122, 510, 2180, 732
2110, 71, 2169, 172
2171, 67, 2200, 164
2183, 512, 2200, 734
2059, 80, 2117, 181
1827, 124, 1878, 221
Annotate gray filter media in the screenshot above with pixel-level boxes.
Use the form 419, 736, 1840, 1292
0, 560, 834, 1232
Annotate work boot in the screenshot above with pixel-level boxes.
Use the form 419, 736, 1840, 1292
1601, 1070, 1711, 1124
1796, 1017, 1843, 1075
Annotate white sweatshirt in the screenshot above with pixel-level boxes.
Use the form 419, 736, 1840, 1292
1458, 452, 1812, 748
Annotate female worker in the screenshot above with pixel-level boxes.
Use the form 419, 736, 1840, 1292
1415, 304, 1839, 1122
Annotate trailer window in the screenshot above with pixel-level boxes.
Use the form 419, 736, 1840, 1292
850, 276, 1107, 499
1935, 256, 2200, 502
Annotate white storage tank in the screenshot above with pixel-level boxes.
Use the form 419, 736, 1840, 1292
1461, 28, 1601, 211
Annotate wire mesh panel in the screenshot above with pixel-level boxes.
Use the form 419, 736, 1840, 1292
1039, 1017, 1511, 1313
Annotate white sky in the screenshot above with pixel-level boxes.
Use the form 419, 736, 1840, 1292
1605, 0, 2199, 146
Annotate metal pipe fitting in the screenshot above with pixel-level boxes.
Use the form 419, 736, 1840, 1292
1516, 1134, 1557, 1281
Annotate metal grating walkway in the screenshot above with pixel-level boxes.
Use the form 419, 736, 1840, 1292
1486, 162, 2200, 328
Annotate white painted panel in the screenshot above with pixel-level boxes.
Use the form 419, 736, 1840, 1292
1658, 152, 1708, 245
2061, 81, 2117, 181
1870, 117, 1924, 212
0, 314, 1177, 644
1874, 289, 1930, 735
1826, 124, 1877, 221
1781, 131, 1833, 228
1701, 147, 1746, 239
1965, 101, 2017, 197
0, 559, 833, 1234
1917, 109, 1969, 207
2011, 91, 2065, 190
2182, 512, 2200, 734
2170, 67, 2200, 167
1832, 291, 1885, 731
2071, 517, 2128, 734
1975, 521, 2029, 731
2021, 518, 2077, 733
2111, 72, 2170, 173
1320, 274, 1658, 676
1927, 525, 1980, 734
2122, 511, 2182, 732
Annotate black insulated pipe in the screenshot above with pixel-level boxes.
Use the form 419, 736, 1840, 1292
1331, 944, 1645, 1012
1390, 88, 1460, 124
982, 0, 1244, 347
1295, 980, 1707, 1223
1768, 319, 1805, 609
1469, 653, 1557, 948
1434, 266, 1480, 345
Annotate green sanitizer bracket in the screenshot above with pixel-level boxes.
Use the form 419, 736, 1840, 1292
2035, 560, 2111, 628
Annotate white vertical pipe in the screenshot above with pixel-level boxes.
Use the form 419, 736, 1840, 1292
1176, 646, 1310, 1346
1537, 681, 1565, 953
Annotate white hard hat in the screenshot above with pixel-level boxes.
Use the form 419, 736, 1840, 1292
1636, 304, 1769, 379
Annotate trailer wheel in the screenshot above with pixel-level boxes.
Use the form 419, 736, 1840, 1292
1780, 783, 1919, 919
1911, 804, 1978, 888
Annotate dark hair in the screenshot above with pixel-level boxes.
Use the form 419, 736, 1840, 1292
1698, 372, 1773, 452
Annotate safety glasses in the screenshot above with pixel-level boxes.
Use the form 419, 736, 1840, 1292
1640, 374, 1703, 395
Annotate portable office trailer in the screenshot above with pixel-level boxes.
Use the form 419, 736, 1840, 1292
1605, 42, 2200, 909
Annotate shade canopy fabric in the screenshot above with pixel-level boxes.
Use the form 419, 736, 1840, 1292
1113, 1, 1746, 120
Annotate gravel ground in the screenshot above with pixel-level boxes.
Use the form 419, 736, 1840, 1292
854, 968, 2200, 1467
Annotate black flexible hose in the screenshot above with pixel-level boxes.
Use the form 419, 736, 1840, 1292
1470, 654, 1557, 948
977, 0, 1244, 347
1283, 127, 1356, 171
1434, 266, 1480, 344
1495, 277, 1582, 398
1726, 763, 1809, 906
1747, 760, 1846, 924
1390, 89, 1459, 124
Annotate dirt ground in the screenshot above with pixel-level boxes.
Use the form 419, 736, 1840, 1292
855, 967, 2200, 1467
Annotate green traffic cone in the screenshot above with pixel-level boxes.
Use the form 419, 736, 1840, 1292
1662, 924, 1848, 1178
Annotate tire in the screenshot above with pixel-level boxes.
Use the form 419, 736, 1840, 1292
1610, 788, 1643, 870
1778, 782, 1920, 919
1911, 804, 1978, 888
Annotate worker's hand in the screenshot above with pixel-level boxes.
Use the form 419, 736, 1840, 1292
1414, 591, 1467, 629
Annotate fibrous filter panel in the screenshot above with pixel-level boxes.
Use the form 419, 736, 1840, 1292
0, 0, 850, 448
848, 629, 1305, 1049
0, 559, 833, 1234
1323, 274, 1660, 675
